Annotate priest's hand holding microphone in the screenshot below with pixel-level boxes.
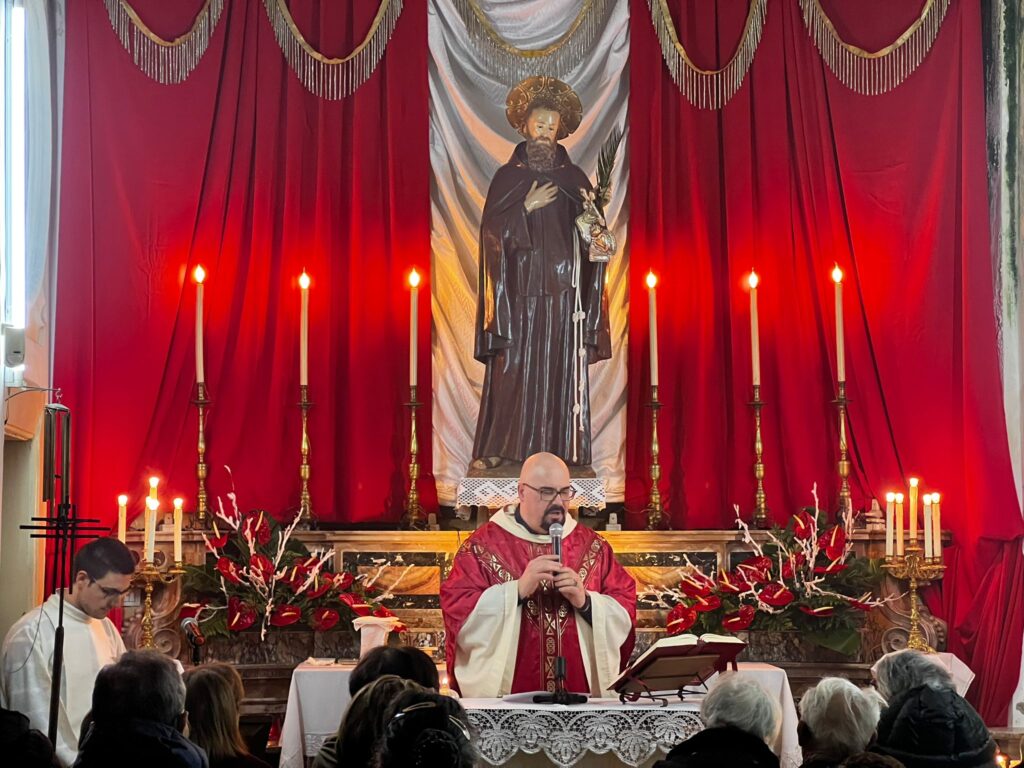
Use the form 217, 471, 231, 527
515, 523, 587, 610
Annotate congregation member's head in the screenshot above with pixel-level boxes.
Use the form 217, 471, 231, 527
841, 755, 906, 768
184, 664, 266, 768
0, 707, 59, 767
517, 452, 572, 533
375, 688, 476, 768
798, 677, 882, 765
69, 537, 135, 619
349, 645, 440, 696
78, 650, 207, 768
871, 650, 953, 702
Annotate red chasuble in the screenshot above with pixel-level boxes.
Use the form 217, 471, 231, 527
441, 513, 636, 696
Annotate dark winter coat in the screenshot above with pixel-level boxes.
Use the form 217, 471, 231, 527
653, 724, 781, 768
73, 718, 209, 768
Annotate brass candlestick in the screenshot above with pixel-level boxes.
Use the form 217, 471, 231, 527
644, 385, 667, 530
834, 381, 852, 515
750, 384, 768, 528
299, 384, 313, 521
403, 384, 426, 529
191, 381, 210, 529
882, 546, 946, 652
132, 559, 185, 649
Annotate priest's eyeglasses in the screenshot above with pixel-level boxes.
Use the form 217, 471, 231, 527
522, 483, 576, 501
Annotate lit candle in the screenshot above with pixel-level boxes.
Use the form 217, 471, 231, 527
748, 271, 760, 387
173, 497, 184, 564
922, 493, 933, 559
148, 476, 159, 503
895, 492, 905, 556
831, 265, 845, 382
194, 266, 206, 384
908, 478, 919, 544
117, 494, 128, 544
144, 497, 158, 563
299, 272, 310, 387
884, 492, 895, 558
408, 269, 420, 387
931, 492, 941, 560
646, 272, 659, 387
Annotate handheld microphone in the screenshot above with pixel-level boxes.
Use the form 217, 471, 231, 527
548, 523, 564, 565
180, 617, 205, 646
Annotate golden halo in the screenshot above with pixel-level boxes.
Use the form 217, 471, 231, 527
505, 76, 583, 140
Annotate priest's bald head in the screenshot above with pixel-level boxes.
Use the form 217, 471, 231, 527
517, 452, 574, 533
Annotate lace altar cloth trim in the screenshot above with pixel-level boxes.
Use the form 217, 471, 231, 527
466, 706, 704, 767
456, 477, 607, 509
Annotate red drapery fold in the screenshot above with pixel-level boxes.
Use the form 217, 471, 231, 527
55, 0, 433, 529
627, 0, 1024, 723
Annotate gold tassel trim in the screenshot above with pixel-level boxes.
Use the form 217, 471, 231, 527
800, 0, 951, 95
647, 0, 767, 110
453, 0, 613, 84
261, 0, 403, 100
103, 0, 224, 84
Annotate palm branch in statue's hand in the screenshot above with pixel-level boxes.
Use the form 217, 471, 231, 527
594, 125, 624, 209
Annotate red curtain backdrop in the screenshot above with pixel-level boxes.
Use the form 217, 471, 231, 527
627, 0, 1024, 723
55, 0, 432, 529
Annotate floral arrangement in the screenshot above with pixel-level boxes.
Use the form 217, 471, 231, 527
656, 489, 886, 655
182, 491, 404, 640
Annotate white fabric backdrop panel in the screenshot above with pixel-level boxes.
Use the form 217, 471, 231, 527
428, 0, 630, 505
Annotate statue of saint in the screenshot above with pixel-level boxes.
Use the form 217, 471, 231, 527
472, 77, 615, 470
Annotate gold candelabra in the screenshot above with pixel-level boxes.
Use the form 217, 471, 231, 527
644, 385, 667, 530
132, 559, 185, 649
192, 382, 210, 529
834, 381, 852, 515
403, 384, 426, 529
750, 384, 768, 528
882, 546, 946, 652
299, 384, 313, 521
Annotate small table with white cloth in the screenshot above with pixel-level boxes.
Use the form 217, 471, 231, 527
278, 661, 801, 768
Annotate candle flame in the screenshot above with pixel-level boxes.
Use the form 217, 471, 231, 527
409, 269, 421, 288
149, 476, 159, 489
299, 272, 311, 290
885, 492, 895, 503
895, 493, 904, 503
118, 494, 128, 506
932, 492, 940, 503
193, 265, 206, 284
645, 272, 657, 289
748, 271, 759, 289
146, 497, 159, 511
173, 497, 184, 510
831, 264, 843, 283
909, 477, 919, 488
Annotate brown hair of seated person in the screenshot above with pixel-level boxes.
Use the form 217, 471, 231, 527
336, 676, 425, 766
184, 665, 257, 764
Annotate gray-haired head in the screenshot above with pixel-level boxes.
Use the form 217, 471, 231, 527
871, 649, 953, 702
799, 677, 881, 755
701, 673, 781, 744
92, 650, 186, 728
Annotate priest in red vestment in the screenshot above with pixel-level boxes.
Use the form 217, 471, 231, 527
441, 453, 636, 697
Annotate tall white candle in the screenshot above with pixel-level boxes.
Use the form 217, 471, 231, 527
194, 266, 206, 384
409, 269, 420, 387
932, 493, 942, 560
884, 492, 895, 558
923, 493, 933, 559
749, 271, 761, 386
895, 493, 905, 557
144, 497, 158, 563
832, 265, 845, 382
148, 476, 159, 503
908, 477, 919, 544
117, 494, 128, 545
646, 272, 659, 387
173, 498, 184, 564
299, 272, 310, 386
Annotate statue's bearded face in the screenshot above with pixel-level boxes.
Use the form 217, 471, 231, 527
525, 108, 560, 172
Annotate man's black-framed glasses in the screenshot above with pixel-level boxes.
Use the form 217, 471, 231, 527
522, 483, 576, 502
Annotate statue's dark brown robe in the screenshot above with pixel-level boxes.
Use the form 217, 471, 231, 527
473, 142, 611, 466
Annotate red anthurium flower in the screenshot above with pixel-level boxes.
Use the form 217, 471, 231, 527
269, 604, 302, 627
818, 526, 847, 560
334, 571, 354, 591
781, 553, 807, 580
758, 583, 795, 607
690, 594, 721, 613
799, 605, 835, 618
339, 592, 373, 617
178, 602, 206, 622
722, 604, 756, 632
813, 557, 848, 575
217, 557, 243, 584
249, 554, 274, 582
242, 511, 272, 546
792, 510, 816, 540
718, 570, 750, 594
205, 521, 230, 552
666, 604, 697, 635
848, 593, 876, 611
304, 574, 333, 600
227, 596, 256, 632
373, 605, 397, 618
678, 573, 713, 598
736, 556, 772, 585
311, 607, 340, 632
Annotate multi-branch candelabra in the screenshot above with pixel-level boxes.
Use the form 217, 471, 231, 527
404, 385, 426, 529
882, 546, 946, 652
834, 381, 852, 515
299, 384, 313, 521
644, 385, 667, 530
750, 385, 768, 529
192, 382, 210, 529
132, 558, 185, 649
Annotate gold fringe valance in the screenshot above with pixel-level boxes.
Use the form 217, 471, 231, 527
453, 0, 613, 84
799, 0, 951, 95
103, 0, 224, 84
647, 0, 767, 110
261, 0, 403, 100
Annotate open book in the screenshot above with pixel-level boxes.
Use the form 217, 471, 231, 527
611, 633, 746, 696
